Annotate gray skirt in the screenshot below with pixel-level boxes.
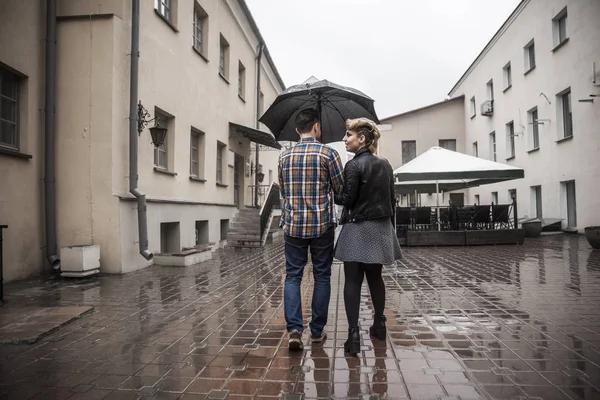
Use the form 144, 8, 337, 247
334, 218, 403, 265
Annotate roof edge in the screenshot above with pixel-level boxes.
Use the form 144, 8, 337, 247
447, 0, 529, 97
380, 95, 465, 122
238, 0, 286, 90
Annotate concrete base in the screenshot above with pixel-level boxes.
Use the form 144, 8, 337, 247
61, 269, 100, 278
404, 229, 525, 246
60, 245, 100, 277
154, 249, 212, 266
0, 306, 94, 344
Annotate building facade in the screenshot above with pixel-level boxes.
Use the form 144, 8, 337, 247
0, 0, 284, 282
380, 0, 599, 231
378, 97, 468, 207
449, 0, 600, 232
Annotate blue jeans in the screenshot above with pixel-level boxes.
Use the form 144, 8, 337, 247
284, 227, 335, 336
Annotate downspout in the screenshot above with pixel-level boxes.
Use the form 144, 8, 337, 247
129, 0, 153, 261
44, 0, 60, 270
254, 43, 264, 207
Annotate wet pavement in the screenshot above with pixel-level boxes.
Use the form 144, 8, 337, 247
1, 234, 599, 399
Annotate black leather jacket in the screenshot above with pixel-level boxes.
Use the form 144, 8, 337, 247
335, 148, 395, 224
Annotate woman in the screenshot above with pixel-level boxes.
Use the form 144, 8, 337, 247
335, 117, 402, 356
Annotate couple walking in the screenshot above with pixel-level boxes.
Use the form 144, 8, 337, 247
278, 108, 402, 355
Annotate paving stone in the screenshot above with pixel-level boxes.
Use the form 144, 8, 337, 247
0, 235, 598, 399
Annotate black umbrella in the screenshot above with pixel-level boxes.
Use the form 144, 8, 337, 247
258, 79, 380, 144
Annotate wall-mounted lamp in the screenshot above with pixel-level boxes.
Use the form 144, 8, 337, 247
250, 162, 265, 183
137, 101, 167, 147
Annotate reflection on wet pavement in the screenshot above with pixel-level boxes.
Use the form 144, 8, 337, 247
1, 235, 599, 399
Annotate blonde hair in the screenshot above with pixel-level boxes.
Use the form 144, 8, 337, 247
346, 117, 380, 154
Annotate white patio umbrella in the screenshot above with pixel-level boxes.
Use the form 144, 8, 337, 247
393, 146, 525, 230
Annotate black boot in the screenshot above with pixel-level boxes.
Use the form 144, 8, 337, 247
369, 315, 387, 340
344, 327, 361, 356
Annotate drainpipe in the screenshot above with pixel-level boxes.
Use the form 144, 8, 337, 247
254, 43, 264, 207
44, 0, 60, 270
129, 0, 153, 261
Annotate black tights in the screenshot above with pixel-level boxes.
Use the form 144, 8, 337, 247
344, 262, 385, 328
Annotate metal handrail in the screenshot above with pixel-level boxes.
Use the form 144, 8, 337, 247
0, 225, 7, 303
260, 184, 280, 240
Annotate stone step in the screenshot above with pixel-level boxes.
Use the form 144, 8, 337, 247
226, 242, 262, 249
227, 234, 261, 241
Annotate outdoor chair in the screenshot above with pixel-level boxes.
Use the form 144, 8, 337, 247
471, 205, 491, 229
492, 204, 511, 229
415, 207, 432, 230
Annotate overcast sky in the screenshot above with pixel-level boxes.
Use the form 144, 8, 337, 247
246, 0, 521, 119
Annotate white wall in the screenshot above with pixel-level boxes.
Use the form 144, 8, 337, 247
450, 0, 600, 231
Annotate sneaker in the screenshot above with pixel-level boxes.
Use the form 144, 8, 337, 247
288, 330, 303, 351
311, 329, 327, 343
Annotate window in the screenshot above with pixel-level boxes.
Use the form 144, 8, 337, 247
506, 121, 515, 158
155, 0, 172, 21
552, 7, 568, 48
557, 88, 573, 139
469, 96, 476, 117
153, 108, 174, 171
473, 141, 478, 157
401, 140, 416, 165
491, 192, 498, 205
474, 195, 480, 205
503, 62, 512, 90
238, 62, 246, 99
216, 142, 225, 183
527, 107, 540, 150
219, 34, 230, 79
154, 137, 167, 169
190, 129, 206, 178
0, 69, 19, 150
486, 80, 494, 101
489, 132, 496, 161
439, 139, 456, 151
524, 40, 536, 73
193, 3, 208, 56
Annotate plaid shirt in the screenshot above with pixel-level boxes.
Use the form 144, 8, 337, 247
278, 137, 344, 238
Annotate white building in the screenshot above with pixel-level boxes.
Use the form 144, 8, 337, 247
449, 0, 600, 232
0, 0, 284, 282
382, 0, 600, 232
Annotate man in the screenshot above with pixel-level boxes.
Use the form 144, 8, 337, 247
278, 108, 344, 351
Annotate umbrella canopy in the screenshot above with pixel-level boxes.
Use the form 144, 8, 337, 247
395, 179, 479, 194
258, 79, 380, 144
394, 146, 524, 182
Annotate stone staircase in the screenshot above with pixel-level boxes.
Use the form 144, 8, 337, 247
226, 208, 262, 248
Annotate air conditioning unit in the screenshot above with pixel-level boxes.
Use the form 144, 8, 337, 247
481, 100, 494, 116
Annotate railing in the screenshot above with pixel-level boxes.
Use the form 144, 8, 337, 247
248, 184, 281, 209
0, 225, 7, 303
259, 183, 280, 243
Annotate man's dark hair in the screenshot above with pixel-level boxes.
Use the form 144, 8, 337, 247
295, 108, 319, 134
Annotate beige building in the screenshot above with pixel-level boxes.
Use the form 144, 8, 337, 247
378, 96, 467, 207
0, 0, 284, 282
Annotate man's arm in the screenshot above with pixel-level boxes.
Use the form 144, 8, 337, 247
388, 162, 396, 225
334, 160, 360, 208
278, 153, 285, 200
328, 150, 344, 197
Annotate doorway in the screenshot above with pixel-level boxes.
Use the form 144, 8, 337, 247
531, 185, 542, 219
563, 180, 577, 228
234, 154, 244, 207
